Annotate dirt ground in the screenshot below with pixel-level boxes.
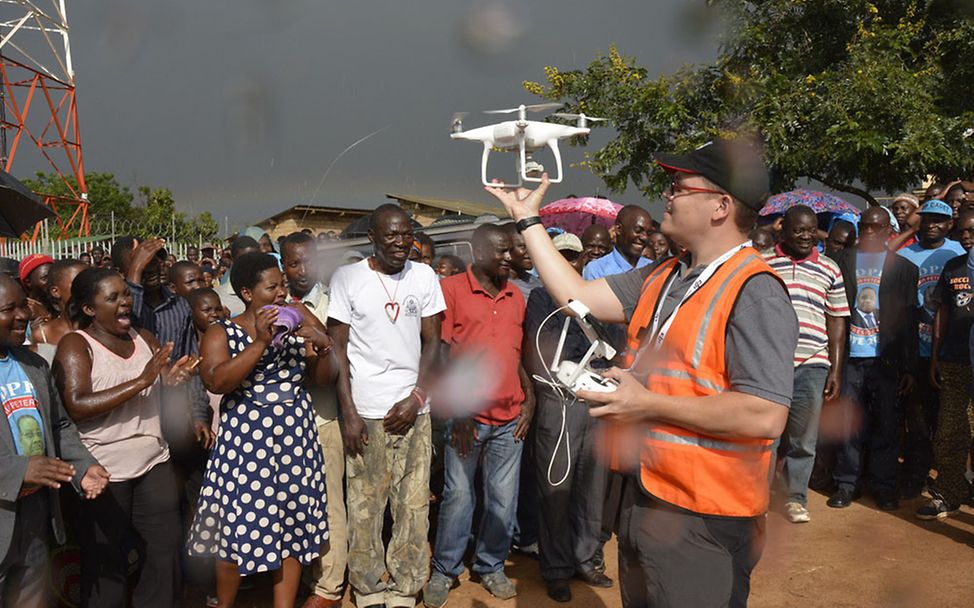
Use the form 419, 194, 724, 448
218, 489, 974, 608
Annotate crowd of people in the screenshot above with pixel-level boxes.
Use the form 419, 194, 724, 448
1, 139, 973, 608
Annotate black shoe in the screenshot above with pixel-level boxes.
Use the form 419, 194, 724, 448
915, 491, 961, 520
876, 495, 900, 511
827, 488, 854, 508
546, 579, 572, 603
576, 566, 613, 588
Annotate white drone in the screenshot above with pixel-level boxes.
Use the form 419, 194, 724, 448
450, 103, 607, 187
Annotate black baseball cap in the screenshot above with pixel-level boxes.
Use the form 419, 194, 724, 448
655, 138, 770, 211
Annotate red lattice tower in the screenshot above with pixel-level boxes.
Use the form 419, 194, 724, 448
0, 1, 87, 239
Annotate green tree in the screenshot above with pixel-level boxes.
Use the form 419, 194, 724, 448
135, 186, 219, 242
23, 171, 219, 242
524, 0, 974, 205
22, 171, 136, 225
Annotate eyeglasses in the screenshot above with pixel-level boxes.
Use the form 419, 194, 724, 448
858, 221, 890, 233
663, 177, 726, 200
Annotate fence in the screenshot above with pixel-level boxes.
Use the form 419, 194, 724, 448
0, 217, 214, 261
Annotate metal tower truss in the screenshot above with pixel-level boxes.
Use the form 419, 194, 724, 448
0, 0, 88, 239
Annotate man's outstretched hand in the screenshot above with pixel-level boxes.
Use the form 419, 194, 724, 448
484, 173, 551, 221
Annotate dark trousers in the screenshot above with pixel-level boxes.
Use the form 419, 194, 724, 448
514, 424, 540, 549
0, 492, 49, 608
533, 390, 607, 581
901, 358, 939, 484
617, 482, 763, 608
833, 358, 901, 497
79, 460, 181, 608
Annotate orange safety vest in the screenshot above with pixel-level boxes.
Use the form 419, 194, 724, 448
624, 247, 780, 517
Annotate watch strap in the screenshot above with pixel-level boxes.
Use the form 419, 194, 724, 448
515, 216, 544, 233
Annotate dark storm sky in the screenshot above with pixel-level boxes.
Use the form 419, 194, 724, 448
52, 1, 720, 231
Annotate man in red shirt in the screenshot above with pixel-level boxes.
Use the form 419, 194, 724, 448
423, 224, 535, 607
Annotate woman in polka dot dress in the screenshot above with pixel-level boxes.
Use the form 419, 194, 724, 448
187, 252, 334, 608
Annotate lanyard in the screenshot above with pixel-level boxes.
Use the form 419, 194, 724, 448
646, 241, 752, 351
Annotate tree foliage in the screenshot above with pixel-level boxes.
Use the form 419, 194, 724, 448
524, 0, 974, 205
23, 171, 219, 241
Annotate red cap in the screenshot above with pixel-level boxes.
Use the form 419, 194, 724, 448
18, 253, 54, 284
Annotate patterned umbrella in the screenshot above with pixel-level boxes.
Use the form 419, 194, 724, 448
759, 189, 861, 217
540, 196, 622, 236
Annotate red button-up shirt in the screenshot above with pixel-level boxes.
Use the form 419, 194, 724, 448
440, 268, 526, 424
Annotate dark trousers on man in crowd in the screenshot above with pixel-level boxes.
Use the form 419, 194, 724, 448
617, 482, 763, 608
901, 358, 939, 495
514, 427, 539, 553
930, 361, 974, 506
79, 461, 181, 608
833, 358, 901, 500
533, 390, 608, 581
0, 493, 49, 608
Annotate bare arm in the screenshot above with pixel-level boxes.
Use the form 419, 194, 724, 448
887, 226, 917, 251
383, 314, 442, 435
328, 321, 355, 420
582, 368, 788, 440
54, 332, 172, 422
824, 315, 847, 401
290, 303, 335, 387
328, 319, 368, 456
513, 363, 536, 441
416, 314, 442, 393
485, 176, 627, 323
199, 319, 269, 394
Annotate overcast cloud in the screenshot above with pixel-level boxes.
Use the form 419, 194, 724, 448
14, 1, 722, 231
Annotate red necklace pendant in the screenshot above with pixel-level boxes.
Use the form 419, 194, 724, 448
384, 301, 401, 323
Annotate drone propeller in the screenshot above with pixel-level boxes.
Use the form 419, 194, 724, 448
484, 102, 563, 115
552, 112, 608, 122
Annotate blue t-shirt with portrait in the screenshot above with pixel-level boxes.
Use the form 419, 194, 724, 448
898, 239, 966, 358
1, 352, 44, 458
850, 252, 887, 358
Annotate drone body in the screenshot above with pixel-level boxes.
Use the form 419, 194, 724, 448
450, 104, 605, 187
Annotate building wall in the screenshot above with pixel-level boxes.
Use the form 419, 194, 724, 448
259, 211, 369, 240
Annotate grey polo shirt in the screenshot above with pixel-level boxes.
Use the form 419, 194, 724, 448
605, 258, 798, 407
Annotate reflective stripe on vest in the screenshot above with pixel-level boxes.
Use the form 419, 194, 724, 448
650, 367, 726, 394
623, 247, 783, 517
645, 429, 773, 454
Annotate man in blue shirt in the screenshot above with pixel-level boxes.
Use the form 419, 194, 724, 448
828, 207, 919, 511
582, 205, 654, 280
896, 199, 965, 498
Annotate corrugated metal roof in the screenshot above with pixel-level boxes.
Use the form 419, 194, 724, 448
385, 193, 505, 218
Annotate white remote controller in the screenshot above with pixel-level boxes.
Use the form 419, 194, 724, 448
555, 361, 619, 396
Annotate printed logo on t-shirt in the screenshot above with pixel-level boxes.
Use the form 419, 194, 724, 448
850, 272, 881, 357
1, 379, 44, 456
402, 295, 420, 318
948, 273, 972, 308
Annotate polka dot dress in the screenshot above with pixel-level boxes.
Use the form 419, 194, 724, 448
187, 320, 328, 575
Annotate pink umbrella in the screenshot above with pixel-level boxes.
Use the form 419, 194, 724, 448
540, 196, 622, 236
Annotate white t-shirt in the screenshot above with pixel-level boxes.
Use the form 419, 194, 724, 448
328, 259, 446, 419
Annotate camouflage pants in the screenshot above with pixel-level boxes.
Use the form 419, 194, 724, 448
346, 414, 431, 608
931, 362, 974, 506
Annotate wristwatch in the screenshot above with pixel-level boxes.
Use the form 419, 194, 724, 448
515, 216, 544, 233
